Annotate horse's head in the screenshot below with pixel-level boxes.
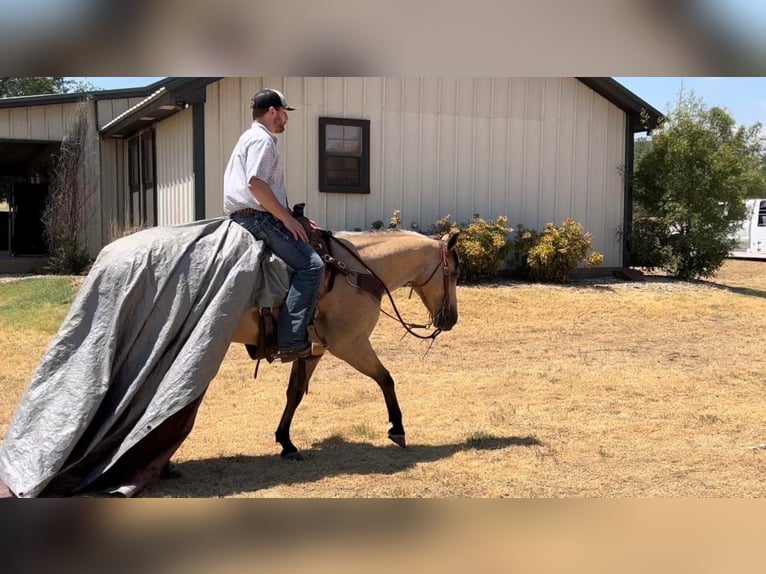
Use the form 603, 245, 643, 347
411, 230, 461, 331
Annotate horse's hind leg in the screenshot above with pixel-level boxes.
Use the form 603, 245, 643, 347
330, 338, 406, 448
275, 356, 321, 460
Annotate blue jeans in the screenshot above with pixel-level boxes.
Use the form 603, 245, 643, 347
232, 211, 324, 352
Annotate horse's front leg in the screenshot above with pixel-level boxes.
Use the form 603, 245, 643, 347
275, 356, 321, 460
330, 337, 406, 448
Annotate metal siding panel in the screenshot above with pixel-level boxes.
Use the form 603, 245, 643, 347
345, 77, 365, 116
490, 117, 509, 218
323, 78, 347, 230
421, 77, 439, 115
96, 100, 112, 129
402, 111, 421, 226
240, 77, 262, 111
473, 116, 492, 219
214, 78, 249, 219
156, 108, 194, 226
382, 109, 403, 226
526, 78, 544, 121
556, 78, 578, 222
540, 79, 560, 225
509, 77, 527, 120
365, 77, 385, 227
458, 78, 475, 118
588, 94, 609, 262
456, 114, 473, 221
475, 78, 492, 118
439, 77, 457, 116
523, 119, 542, 228
284, 77, 308, 209
344, 77, 368, 230
0, 109, 9, 137
507, 118, 525, 226
420, 113, 440, 227
205, 81, 222, 219
572, 83, 593, 227
299, 77, 326, 226
384, 77, 403, 113
325, 77, 345, 116
605, 104, 627, 266
100, 138, 124, 240
28, 107, 47, 140
403, 78, 420, 112
10, 108, 29, 138
45, 105, 66, 140
492, 77, 509, 120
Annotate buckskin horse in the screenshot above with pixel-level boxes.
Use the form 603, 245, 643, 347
230, 228, 461, 460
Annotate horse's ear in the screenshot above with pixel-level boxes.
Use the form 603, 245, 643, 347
442, 230, 460, 251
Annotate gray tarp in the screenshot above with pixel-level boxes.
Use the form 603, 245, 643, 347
0, 217, 290, 497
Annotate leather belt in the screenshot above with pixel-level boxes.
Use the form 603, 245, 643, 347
231, 208, 268, 217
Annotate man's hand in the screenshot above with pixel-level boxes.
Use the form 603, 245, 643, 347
249, 177, 309, 242
282, 215, 309, 243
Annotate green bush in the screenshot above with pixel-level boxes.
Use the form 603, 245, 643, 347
622, 217, 676, 271
432, 214, 512, 283
632, 90, 764, 280
512, 219, 604, 283
370, 210, 401, 231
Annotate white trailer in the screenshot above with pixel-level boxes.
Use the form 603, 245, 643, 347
730, 198, 766, 259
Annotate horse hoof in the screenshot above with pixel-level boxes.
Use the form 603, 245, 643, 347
281, 450, 304, 461
159, 461, 182, 479
388, 433, 407, 448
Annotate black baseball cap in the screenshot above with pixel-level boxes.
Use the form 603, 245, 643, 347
251, 88, 298, 111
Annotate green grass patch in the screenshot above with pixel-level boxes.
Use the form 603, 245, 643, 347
0, 277, 77, 334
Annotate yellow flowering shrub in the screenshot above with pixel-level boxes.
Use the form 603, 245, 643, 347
513, 219, 604, 283
432, 214, 512, 283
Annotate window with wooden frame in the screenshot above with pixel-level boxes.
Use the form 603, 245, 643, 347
318, 117, 370, 194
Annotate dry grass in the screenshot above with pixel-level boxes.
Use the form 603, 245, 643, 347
2, 260, 766, 497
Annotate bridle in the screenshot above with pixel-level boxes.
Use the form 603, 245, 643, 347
402, 240, 458, 333
329, 235, 458, 342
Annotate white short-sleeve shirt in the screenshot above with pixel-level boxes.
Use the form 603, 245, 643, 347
223, 122, 287, 215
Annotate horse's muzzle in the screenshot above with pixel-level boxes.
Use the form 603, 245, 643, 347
434, 309, 458, 331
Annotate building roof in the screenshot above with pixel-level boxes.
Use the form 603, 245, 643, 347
0, 78, 171, 108
576, 77, 663, 132
99, 78, 220, 138
1, 77, 662, 134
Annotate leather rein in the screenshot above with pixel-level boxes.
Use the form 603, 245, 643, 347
327, 234, 456, 341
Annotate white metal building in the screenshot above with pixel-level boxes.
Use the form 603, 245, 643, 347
0, 77, 661, 271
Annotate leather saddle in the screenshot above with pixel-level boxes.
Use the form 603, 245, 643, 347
240, 204, 383, 366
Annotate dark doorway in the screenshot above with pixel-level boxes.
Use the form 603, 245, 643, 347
9, 182, 49, 256
128, 129, 157, 228
0, 211, 8, 251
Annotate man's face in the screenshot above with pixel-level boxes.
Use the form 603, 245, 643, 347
270, 107, 288, 133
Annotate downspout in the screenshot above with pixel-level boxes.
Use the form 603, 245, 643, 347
193, 102, 205, 220
622, 114, 635, 268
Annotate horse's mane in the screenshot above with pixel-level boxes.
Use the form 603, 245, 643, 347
334, 229, 437, 250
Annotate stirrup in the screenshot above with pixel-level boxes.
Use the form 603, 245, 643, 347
306, 324, 327, 357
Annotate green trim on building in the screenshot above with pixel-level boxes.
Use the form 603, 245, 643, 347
193, 103, 206, 221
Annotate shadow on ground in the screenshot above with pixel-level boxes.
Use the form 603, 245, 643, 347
142, 434, 540, 497
702, 281, 766, 300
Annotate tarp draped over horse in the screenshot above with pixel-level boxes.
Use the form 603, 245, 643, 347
0, 218, 291, 497
0, 217, 460, 498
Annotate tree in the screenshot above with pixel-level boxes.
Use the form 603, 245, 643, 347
0, 77, 97, 209
629, 90, 766, 279
0, 77, 95, 97
41, 99, 95, 273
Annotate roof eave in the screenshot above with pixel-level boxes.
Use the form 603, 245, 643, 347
576, 77, 663, 133
100, 77, 220, 138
